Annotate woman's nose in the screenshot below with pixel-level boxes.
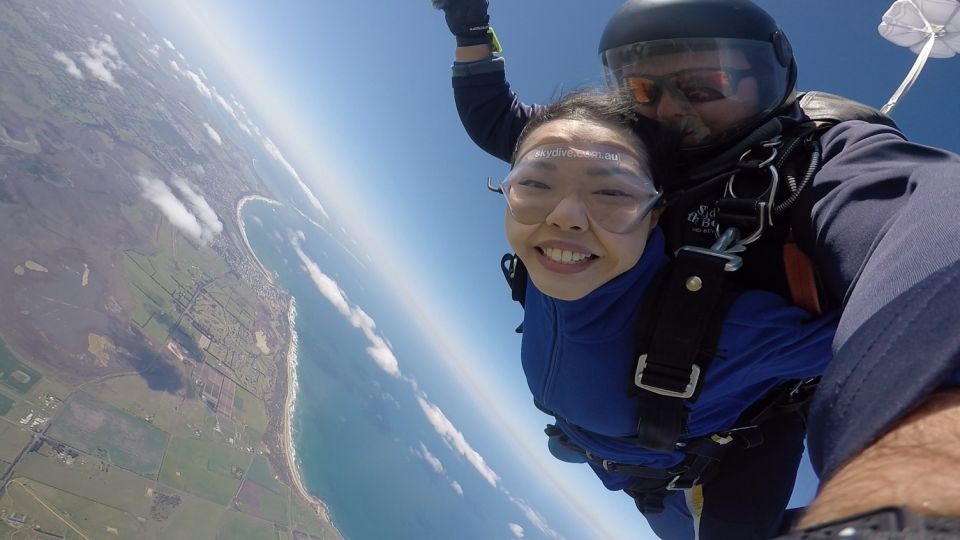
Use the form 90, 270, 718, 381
545, 194, 589, 231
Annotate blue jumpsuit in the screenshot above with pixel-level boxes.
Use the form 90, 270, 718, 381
454, 58, 960, 537
522, 228, 837, 539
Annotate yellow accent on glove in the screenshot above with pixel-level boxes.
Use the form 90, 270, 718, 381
489, 26, 503, 54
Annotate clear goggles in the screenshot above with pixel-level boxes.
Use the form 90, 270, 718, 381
497, 145, 662, 234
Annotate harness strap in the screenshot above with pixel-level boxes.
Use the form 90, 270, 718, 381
633, 244, 738, 451
501, 254, 527, 333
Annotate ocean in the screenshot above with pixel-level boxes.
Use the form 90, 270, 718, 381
240, 200, 592, 540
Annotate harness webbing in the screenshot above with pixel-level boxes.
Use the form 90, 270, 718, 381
633, 244, 739, 450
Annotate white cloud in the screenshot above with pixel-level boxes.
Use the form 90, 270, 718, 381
509, 496, 563, 540
185, 69, 212, 99
162, 37, 176, 50
214, 91, 236, 117
52, 51, 83, 79
136, 174, 221, 245
77, 35, 124, 89
414, 442, 445, 475
113, 11, 125, 21
262, 136, 329, 219
170, 176, 222, 237
451, 481, 464, 495
148, 43, 161, 58
137, 175, 205, 243
291, 239, 401, 377
203, 122, 222, 145
416, 395, 500, 487
509, 523, 525, 538
292, 242, 351, 317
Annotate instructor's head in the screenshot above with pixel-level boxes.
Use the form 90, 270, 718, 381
599, 0, 796, 152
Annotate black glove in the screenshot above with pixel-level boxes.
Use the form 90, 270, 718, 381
432, 0, 491, 47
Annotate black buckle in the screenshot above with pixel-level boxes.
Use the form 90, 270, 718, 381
634, 354, 700, 399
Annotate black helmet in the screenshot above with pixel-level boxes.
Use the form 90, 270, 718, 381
599, 0, 796, 153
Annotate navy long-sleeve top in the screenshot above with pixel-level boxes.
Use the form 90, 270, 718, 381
455, 60, 960, 480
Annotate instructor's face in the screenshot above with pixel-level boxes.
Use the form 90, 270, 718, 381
624, 49, 760, 146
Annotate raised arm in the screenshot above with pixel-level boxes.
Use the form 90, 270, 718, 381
433, 0, 542, 162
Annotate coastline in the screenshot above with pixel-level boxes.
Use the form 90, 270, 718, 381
236, 194, 344, 538
282, 298, 341, 533
235, 194, 281, 284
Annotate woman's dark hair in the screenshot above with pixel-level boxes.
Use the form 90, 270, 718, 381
511, 89, 679, 186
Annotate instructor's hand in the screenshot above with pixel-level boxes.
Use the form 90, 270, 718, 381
432, 0, 491, 47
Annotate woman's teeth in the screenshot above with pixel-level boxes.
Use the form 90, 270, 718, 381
542, 247, 592, 264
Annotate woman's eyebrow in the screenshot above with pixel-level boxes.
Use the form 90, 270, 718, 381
523, 160, 559, 171
584, 164, 635, 177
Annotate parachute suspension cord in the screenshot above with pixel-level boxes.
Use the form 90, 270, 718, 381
882, 33, 937, 115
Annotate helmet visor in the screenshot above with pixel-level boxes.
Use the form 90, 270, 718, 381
602, 38, 789, 149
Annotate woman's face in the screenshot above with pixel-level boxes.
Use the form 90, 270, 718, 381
505, 118, 661, 301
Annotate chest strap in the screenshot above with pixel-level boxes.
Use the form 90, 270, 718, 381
633, 228, 743, 451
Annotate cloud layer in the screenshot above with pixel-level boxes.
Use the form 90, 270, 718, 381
52, 51, 83, 79
291, 237, 400, 377
416, 395, 500, 487
78, 35, 124, 89
137, 174, 223, 245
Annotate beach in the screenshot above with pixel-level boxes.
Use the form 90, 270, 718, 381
236, 194, 281, 284
236, 195, 343, 538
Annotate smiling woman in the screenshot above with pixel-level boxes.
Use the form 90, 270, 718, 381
503, 90, 664, 301
499, 89, 839, 540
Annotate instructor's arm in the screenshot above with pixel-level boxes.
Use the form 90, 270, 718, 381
799, 389, 960, 528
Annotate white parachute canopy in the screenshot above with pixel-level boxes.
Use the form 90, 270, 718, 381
878, 0, 960, 113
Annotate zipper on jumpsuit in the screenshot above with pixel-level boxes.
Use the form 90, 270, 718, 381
540, 301, 561, 403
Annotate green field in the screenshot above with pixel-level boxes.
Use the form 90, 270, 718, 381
147, 493, 226, 540
245, 456, 286, 495
233, 386, 268, 441
14, 451, 154, 516
236, 480, 289, 525
0, 338, 41, 393
46, 392, 169, 477
0, 422, 31, 461
0, 479, 77, 540
0, 391, 14, 415
217, 511, 278, 540
290, 496, 341, 540
26, 480, 146, 539
85, 374, 171, 421
159, 437, 252, 505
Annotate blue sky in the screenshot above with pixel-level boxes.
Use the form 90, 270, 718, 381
134, 1, 960, 538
